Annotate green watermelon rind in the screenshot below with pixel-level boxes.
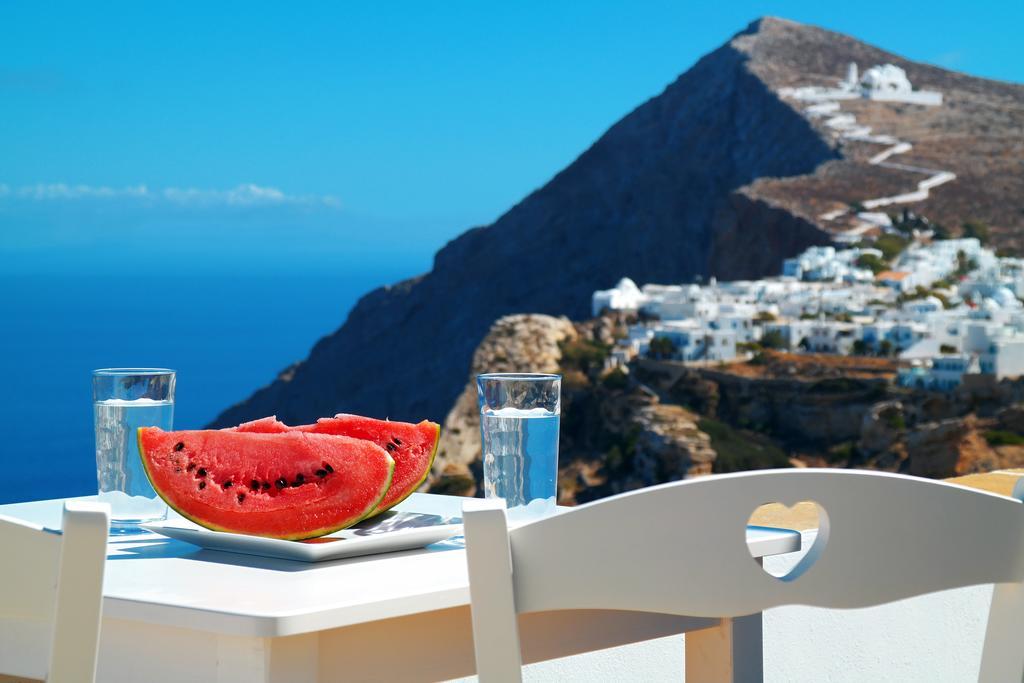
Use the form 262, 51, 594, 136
370, 420, 441, 516
137, 428, 395, 541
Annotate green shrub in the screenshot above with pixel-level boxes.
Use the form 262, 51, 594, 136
884, 410, 906, 431
857, 253, 886, 274
647, 336, 677, 360
700, 417, 790, 473
984, 430, 1024, 447
760, 330, 786, 350
601, 367, 629, 391
560, 338, 610, 373
874, 234, 909, 261
962, 220, 990, 244
956, 250, 979, 276
827, 441, 857, 463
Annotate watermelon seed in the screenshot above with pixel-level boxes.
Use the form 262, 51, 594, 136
174, 442, 185, 451
250, 480, 260, 491
315, 469, 327, 478
324, 463, 334, 473
262, 482, 271, 491
186, 463, 195, 472
386, 443, 396, 452
295, 473, 305, 484
222, 481, 232, 489
197, 468, 207, 478
276, 478, 287, 489
393, 437, 402, 446
237, 493, 246, 504
198, 481, 206, 490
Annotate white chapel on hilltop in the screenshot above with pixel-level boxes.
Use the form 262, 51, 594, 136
841, 62, 943, 105
781, 62, 942, 106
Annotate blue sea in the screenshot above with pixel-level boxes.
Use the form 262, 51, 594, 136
0, 266, 417, 504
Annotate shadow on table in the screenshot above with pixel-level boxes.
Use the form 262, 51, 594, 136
107, 536, 458, 572
105, 510, 464, 571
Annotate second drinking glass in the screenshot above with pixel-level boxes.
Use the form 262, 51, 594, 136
477, 373, 561, 521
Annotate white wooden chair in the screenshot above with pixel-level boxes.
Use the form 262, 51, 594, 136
463, 469, 1024, 682
0, 502, 110, 683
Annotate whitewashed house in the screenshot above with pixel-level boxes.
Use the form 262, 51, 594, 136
805, 321, 858, 354
764, 320, 817, 352
592, 278, 646, 316
929, 354, 978, 390
650, 321, 737, 363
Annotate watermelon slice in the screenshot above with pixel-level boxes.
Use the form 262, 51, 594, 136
138, 427, 394, 540
234, 414, 440, 514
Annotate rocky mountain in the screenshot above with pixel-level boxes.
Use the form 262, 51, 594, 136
213, 17, 1024, 428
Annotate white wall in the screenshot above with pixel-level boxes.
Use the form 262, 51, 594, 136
450, 529, 993, 682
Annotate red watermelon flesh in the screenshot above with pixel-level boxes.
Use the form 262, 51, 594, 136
138, 427, 394, 540
234, 414, 440, 513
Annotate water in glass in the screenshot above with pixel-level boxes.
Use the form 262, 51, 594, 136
94, 397, 173, 525
481, 406, 560, 521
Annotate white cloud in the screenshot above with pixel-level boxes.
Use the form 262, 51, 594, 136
1, 182, 340, 207
16, 183, 149, 200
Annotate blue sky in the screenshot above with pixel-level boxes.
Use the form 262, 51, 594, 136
1, 1, 1021, 274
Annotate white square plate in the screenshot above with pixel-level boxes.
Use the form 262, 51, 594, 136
141, 510, 462, 562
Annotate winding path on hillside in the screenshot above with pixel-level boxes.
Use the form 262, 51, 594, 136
784, 89, 956, 238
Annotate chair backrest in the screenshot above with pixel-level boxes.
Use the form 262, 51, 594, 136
463, 469, 1024, 681
0, 502, 110, 682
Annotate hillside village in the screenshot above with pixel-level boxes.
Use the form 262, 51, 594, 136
594, 229, 1024, 392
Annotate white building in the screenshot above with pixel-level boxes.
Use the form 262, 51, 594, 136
858, 64, 942, 105
805, 321, 858, 354
649, 321, 737, 363
780, 62, 942, 106
763, 320, 817, 352
782, 245, 877, 283
898, 337, 976, 391
592, 278, 645, 316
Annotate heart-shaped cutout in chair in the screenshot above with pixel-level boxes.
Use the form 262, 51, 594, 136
747, 500, 830, 581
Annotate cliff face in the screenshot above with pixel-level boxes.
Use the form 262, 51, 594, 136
213, 18, 839, 427
213, 17, 1022, 428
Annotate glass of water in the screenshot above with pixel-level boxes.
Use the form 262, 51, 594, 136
477, 373, 561, 522
93, 368, 175, 533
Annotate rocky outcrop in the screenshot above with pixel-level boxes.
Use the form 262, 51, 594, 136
428, 314, 577, 496
858, 401, 906, 455
690, 369, 889, 446
905, 416, 1000, 479
632, 405, 717, 480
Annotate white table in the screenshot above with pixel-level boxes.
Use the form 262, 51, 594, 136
0, 493, 800, 682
